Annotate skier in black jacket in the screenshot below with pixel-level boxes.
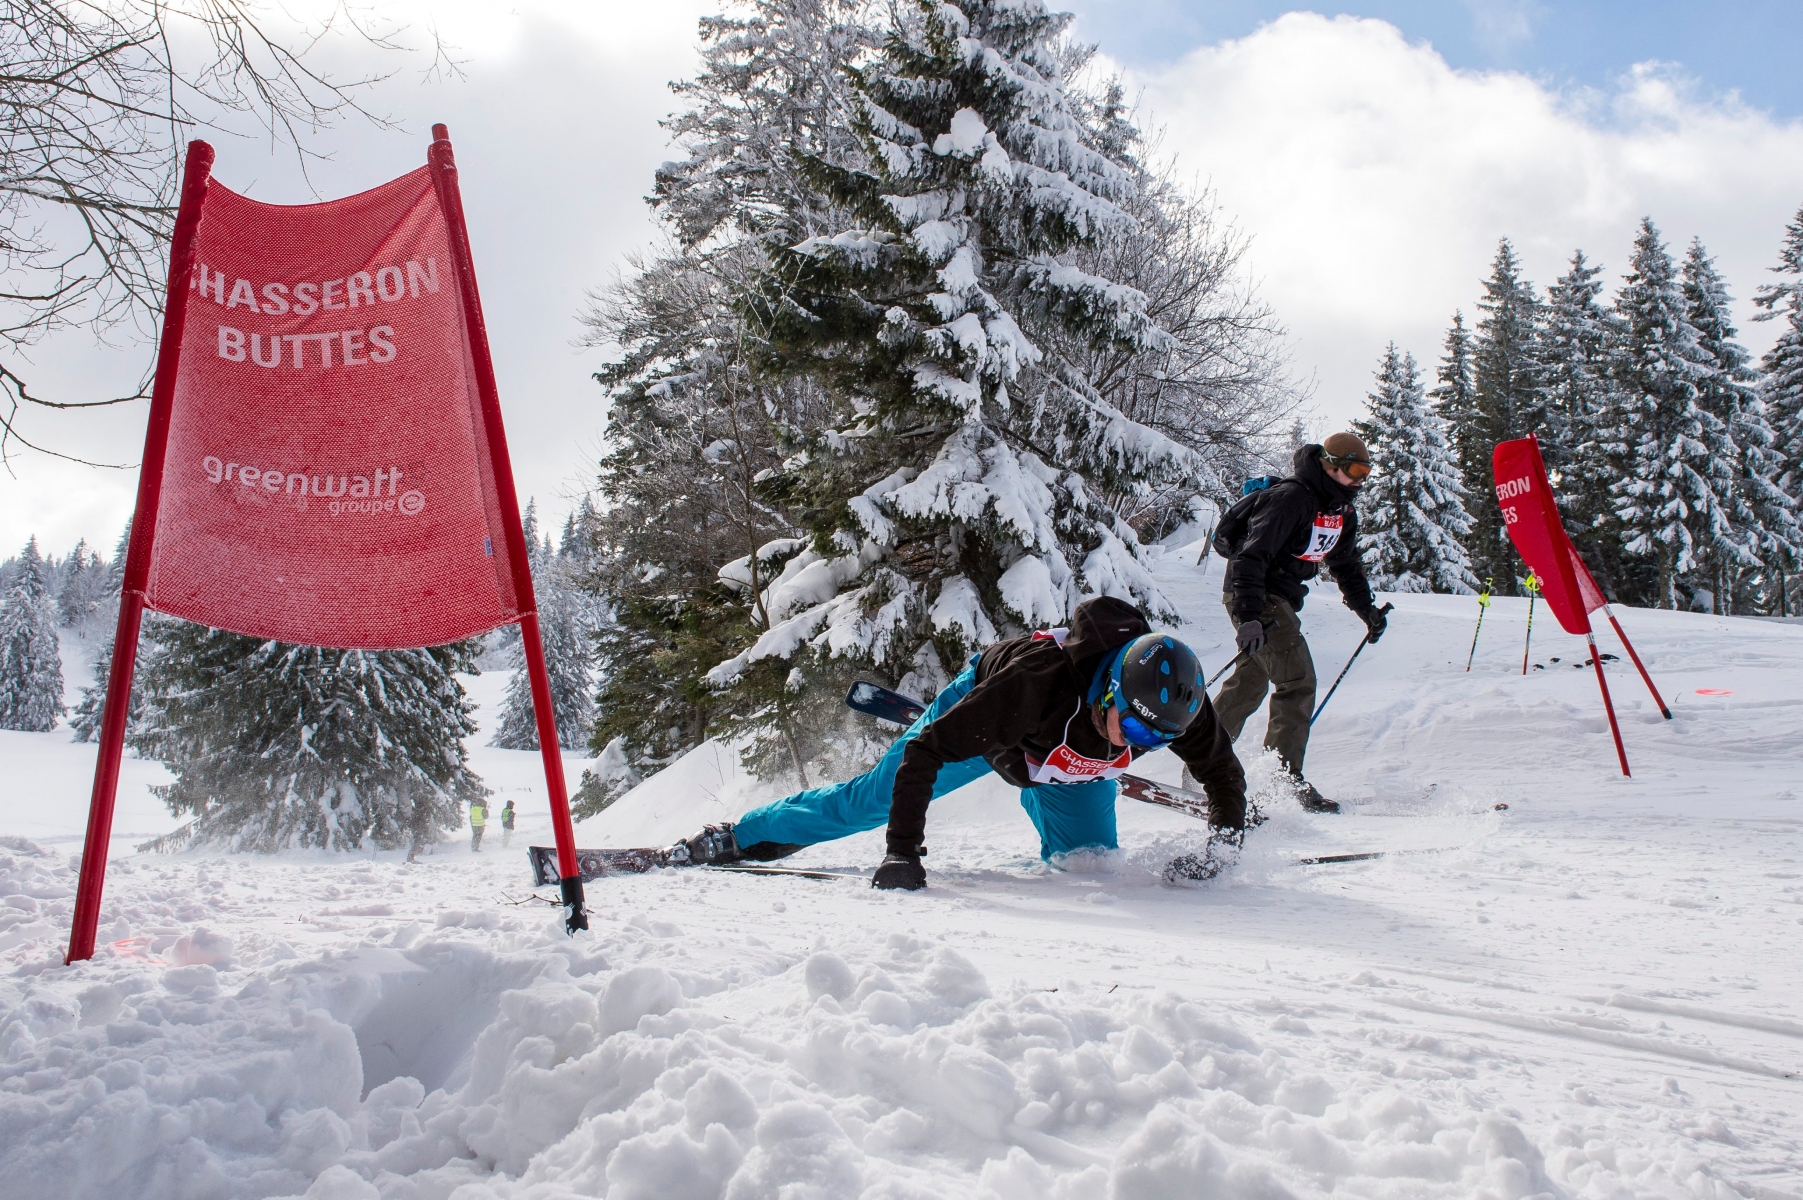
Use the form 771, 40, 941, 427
1211, 433, 1386, 812
671, 597, 1248, 890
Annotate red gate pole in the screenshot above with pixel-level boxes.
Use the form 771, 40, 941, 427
1603, 605, 1671, 719
1587, 629, 1630, 777
66, 141, 215, 964
427, 124, 587, 933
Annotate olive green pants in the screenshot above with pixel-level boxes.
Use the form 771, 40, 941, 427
1215, 592, 1317, 776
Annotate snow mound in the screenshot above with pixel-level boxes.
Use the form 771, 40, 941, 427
1, 903, 1592, 1199
574, 739, 765, 849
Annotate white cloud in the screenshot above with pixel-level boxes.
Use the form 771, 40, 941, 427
1130, 12, 1803, 433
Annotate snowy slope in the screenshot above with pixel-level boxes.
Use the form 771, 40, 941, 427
3, 548, 1802, 1200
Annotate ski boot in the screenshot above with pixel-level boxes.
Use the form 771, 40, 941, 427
872, 852, 927, 891
668, 823, 743, 867
1292, 777, 1341, 814
1164, 826, 1243, 883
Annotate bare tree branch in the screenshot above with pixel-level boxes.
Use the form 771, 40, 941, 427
1, 0, 443, 463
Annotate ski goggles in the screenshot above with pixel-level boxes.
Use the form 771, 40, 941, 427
1321, 452, 1372, 481
1118, 712, 1178, 748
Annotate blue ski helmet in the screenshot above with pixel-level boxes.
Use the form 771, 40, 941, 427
1101, 633, 1205, 744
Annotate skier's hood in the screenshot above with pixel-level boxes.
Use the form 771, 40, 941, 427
1293, 443, 1361, 508
1059, 596, 1150, 683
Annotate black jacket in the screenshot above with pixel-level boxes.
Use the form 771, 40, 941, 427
1225, 444, 1375, 625
887, 596, 1247, 856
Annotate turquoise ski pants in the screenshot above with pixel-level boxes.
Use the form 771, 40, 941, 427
733, 666, 1118, 861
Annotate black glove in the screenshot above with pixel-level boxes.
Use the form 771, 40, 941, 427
872, 853, 926, 891
1358, 606, 1388, 643
1234, 619, 1266, 655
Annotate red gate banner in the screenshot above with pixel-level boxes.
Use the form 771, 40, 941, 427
146, 166, 518, 648
67, 128, 589, 966
1492, 436, 1607, 635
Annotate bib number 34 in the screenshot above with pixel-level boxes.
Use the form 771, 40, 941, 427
1298, 513, 1344, 562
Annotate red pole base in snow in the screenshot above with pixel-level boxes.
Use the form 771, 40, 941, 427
1588, 631, 1630, 777
66, 140, 214, 965
66, 593, 148, 963
428, 123, 585, 934
518, 611, 586, 931
1604, 607, 1671, 719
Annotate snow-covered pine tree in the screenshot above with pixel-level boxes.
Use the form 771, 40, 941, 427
1683, 237, 1791, 613
1538, 250, 1635, 590
490, 556, 595, 752
1753, 204, 1803, 615
1428, 311, 1476, 433
70, 518, 138, 742
0, 537, 64, 731
1355, 345, 1478, 594
56, 539, 106, 628
578, 0, 872, 778
1607, 218, 1736, 610
133, 627, 485, 851
726, 0, 1191, 706
1461, 241, 1545, 589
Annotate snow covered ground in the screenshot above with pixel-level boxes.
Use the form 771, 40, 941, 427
4, 544, 1802, 1199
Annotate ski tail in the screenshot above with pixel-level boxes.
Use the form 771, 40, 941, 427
529, 845, 669, 885
846, 681, 926, 725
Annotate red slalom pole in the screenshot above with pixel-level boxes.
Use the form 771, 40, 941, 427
428, 124, 586, 934
66, 141, 216, 964
1587, 629, 1630, 777
1604, 606, 1671, 719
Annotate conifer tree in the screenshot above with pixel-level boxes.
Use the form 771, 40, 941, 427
1428, 311, 1477, 438
728, 0, 1190, 706
56, 539, 107, 627
133, 627, 485, 851
1355, 345, 1477, 594
1683, 238, 1791, 612
491, 557, 595, 752
1607, 218, 1734, 609
1462, 241, 1545, 589
70, 519, 138, 742
1753, 204, 1803, 614
0, 537, 64, 731
1539, 251, 1631, 586
577, 0, 873, 777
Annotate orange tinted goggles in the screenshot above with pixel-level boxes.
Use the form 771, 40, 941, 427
1323, 454, 1372, 481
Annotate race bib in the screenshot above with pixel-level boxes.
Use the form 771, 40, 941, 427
1025, 741, 1133, 785
1297, 513, 1344, 562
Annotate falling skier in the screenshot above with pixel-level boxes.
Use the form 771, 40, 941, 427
1209, 433, 1386, 813
671, 597, 1248, 890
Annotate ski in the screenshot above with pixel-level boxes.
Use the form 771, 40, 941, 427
708, 864, 860, 881
846, 680, 926, 725
1298, 847, 1463, 865
528, 845, 670, 885
529, 845, 859, 885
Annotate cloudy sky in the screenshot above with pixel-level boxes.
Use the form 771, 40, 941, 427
5, 0, 1802, 557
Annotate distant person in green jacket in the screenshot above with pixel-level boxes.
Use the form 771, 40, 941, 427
501, 799, 515, 848
470, 798, 488, 852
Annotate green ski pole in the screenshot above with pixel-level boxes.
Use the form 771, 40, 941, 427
1465, 578, 1492, 673
1521, 571, 1540, 675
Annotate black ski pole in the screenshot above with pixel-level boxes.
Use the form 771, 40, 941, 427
1206, 649, 1246, 689
1196, 523, 1217, 568
1311, 603, 1392, 726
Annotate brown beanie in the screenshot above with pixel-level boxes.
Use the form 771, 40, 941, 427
1321, 431, 1369, 464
